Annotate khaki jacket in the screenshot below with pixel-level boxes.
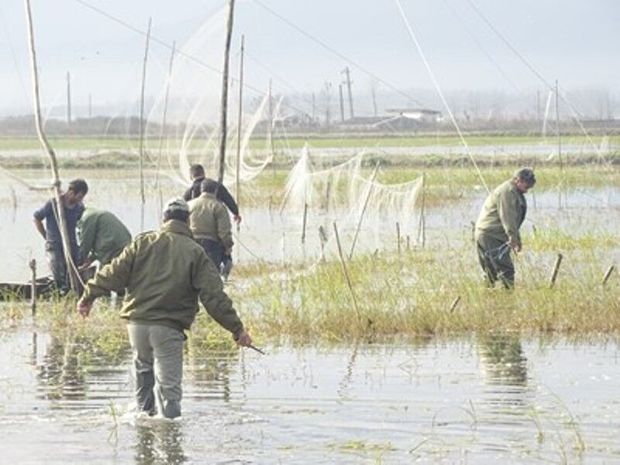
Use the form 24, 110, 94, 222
475, 180, 527, 246
188, 193, 234, 250
82, 220, 243, 335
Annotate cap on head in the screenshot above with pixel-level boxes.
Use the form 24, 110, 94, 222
514, 167, 536, 186
164, 197, 189, 214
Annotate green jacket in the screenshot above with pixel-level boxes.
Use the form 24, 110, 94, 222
475, 180, 527, 246
188, 192, 234, 250
82, 220, 244, 335
78, 208, 132, 265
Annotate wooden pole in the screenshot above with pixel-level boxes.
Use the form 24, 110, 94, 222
338, 83, 345, 122
24, 0, 79, 293
549, 253, 563, 288
349, 163, 380, 259
334, 222, 362, 327
269, 79, 276, 178
602, 265, 616, 287
449, 296, 461, 313
155, 40, 176, 213
342, 66, 354, 118
396, 222, 401, 257
235, 35, 244, 234
218, 0, 236, 184
29, 259, 37, 316
417, 173, 426, 247
138, 17, 152, 231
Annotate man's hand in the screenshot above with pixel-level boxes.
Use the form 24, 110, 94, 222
77, 298, 93, 318
234, 329, 252, 347
233, 214, 242, 224
508, 237, 522, 253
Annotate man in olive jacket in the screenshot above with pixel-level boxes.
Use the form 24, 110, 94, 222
78, 208, 131, 266
76, 198, 252, 418
474, 168, 536, 288
188, 179, 234, 274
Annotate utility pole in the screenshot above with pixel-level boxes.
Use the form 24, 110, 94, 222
324, 81, 332, 127
311, 92, 316, 122
342, 66, 354, 119
218, 0, 236, 184
536, 89, 540, 124
338, 83, 345, 122
66, 71, 71, 128
88, 93, 92, 119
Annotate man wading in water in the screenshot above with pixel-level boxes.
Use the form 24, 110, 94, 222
474, 167, 536, 289
77, 198, 252, 418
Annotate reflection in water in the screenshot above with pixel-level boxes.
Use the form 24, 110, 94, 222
185, 351, 236, 403
36, 336, 86, 402
478, 333, 528, 387
134, 421, 187, 465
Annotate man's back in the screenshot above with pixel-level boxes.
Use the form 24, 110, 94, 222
79, 209, 131, 265
188, 193, 233, 250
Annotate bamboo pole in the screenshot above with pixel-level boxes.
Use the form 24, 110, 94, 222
138, 18, 152, 232
417, 172, 426, 247
24, 0, 79, 293
155, 40, 176, 213
235, 35, 244, 235
602, 265, 616, 287
218, 0, 236, 184
549, 253, 563, 288
333, 222, 362, 327
29, 259, 36, 316
348, 162, 380, 259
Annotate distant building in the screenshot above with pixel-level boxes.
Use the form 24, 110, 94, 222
385, 108, 443, 123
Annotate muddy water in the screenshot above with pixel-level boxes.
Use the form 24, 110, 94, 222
1, 170, 619, 282
1, 327, 619, 464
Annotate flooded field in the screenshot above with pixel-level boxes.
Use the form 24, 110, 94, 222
1, 326, 619, 464
1, 169, 619, 282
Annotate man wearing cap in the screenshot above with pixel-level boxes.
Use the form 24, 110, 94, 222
474, 168, 536, 288
188, 179, 234, 277
76, 198, 252, 419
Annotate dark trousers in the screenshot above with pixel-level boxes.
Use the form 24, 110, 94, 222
475, 234, 515, 289
197, 238, 225, 269
45, 241, 80, 294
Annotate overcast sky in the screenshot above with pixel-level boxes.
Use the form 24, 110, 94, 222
0, 0, 618, 117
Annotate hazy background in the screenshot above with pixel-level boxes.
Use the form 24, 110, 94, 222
0, 0, 618, 121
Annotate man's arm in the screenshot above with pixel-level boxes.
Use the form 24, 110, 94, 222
497, 191, 521, 250
77, 240, 137, 316
33, 201, 51, 240
215, 183, 240, 219
194, 253, 250, 345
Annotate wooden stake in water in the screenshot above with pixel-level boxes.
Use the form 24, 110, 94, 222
449, 296, 461, 313
138, 17, 152, 231
24, 0, 79, 293
29, 259, 37, 316
333, 222, 362, 327
549, 253, 563, 288
602, 265, 616, 287
349, 163, 380, 259
396, 222, 401, 257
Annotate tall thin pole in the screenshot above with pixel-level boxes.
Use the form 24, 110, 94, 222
268, 78, 275, 177
235, 35, 245, 234
218, 0, 236, 184
24, 0, 79, 292
342, 66, 354, 118
371, 84, 378, 117
349, 163, 380, 259
338, 83, 345, 122
88, 93, 92, 119
311, 92, 316, 121
138, 18, 152, 231
555, 80, 562, 170
66, 71, 72, 128
155, 40, 176, 213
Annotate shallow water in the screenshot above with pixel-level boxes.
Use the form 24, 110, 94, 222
1, 327, 619, 464
0, 170, 619, 282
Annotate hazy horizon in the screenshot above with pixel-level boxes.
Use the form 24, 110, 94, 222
0, 0, 618, 120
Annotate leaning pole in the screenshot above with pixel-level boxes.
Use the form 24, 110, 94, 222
217, 0, 236, 184
24, 0, 79, 293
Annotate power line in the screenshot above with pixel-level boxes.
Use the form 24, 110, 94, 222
253, 0, 427, 108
